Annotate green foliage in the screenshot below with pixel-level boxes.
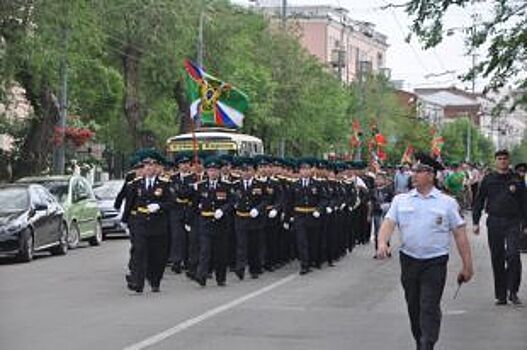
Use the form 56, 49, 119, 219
440, 118, 494, 164
405, 0, 527, 106
511, 133, 527, 164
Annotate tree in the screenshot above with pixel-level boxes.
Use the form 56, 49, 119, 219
403, 0, 527, 106
441, 118, 494, 164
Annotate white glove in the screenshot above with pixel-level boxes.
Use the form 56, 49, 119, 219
348, 206, 354, 212
268, 209, 278, 219
312, 211, 320, 219
184, 224, 191, 232
326, 207, 333, 214
340, 203, 346, 210
380, 203, 390, 212
147, 203, 160, 213
283, 222, 290, 230
214, 209, 223, 220
250, 208, 259, 218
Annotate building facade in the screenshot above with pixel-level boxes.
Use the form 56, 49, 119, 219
257, 5, 389, 83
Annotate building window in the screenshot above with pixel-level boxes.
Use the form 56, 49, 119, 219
377, 52, 383, 68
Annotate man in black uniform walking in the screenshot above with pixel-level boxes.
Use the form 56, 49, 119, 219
473, 149, 527, 305
168, 155, 197, 274
290, 158, 327, 275
232, 157, 268, 280
125, 151, 173, 293
194, 157, 233, 287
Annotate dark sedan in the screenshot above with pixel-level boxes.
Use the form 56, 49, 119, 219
93, 180, 128, 237
0, 184, 67, 262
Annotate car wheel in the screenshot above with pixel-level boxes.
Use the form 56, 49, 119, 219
68, 222, 81, 249
50, 221, 68, 256
17, 229, 34, 263
89, 220, 103, 246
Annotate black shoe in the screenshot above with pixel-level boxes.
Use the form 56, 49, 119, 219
186, 271, 196, 281
217, 281, 226, 287
509, 293, 522, 305
495, 299, 507, 306
171, 264, 182, 274
127, 282, 143, 293
328, 262, 335, 267
251, 273, 259, 279
125, 274, 132, 283
196, 276, 206, 287
234, 270, 244, 281
151, 286, 160, 293
299, 267, 311, 275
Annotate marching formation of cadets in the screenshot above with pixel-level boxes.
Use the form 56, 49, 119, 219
117, 149, 377, 293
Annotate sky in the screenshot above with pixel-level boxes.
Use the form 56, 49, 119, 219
231, 0, 493, 92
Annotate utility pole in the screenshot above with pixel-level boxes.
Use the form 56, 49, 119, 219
281, 0, 287, 30
198, 11, 204, 66
53, 27, 68, 175
466, 12, 479, 162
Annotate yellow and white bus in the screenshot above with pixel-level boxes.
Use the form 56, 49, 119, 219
166, 128, 264, 159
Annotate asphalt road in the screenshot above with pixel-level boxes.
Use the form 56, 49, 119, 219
1, 219, 526, 350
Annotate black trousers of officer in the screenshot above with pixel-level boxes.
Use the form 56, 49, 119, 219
294, 214, 320, 270
196, 218, 229, 284
169, 210, 187, 267
487, 216, 522, 299
235, 218, 263, 275
265, 216, 280, 269
186, 215, 200, 277
400, 252, 448, 350
129, 215, 169, 289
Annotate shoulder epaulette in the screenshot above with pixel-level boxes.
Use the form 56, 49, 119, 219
159, 175, 171, 182
129, 176, 142, 184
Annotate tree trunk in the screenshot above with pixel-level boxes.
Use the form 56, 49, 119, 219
13, 81, 60, 178
122, 43, 143, 148
175, 79, 190, 133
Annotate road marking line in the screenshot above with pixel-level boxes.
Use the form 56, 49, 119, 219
123, 273, 297, 350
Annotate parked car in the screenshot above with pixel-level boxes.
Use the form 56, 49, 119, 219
17, 176, 102, 248
93, 180, 128, 237
0, 184, 67, 262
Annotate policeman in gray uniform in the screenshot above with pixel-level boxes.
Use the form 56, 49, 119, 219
377, 153, 474, 350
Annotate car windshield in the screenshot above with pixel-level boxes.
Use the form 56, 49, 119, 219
0, 188, 29, 212
43, 182, 69, 203
93, 181, 123, 199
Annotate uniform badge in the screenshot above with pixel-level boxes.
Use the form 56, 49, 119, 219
312, 188, 318, 195
154, 188, 163, 196
509, 184, 516, 193
267, 187, 274, 195
216, 192, 227, 200
252, 188, 262, 195
201, 192, 208, 198
435, 216, 443, 226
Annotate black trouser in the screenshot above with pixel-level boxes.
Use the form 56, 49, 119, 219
196, 218, 228, 284
265, 218, 280, 268
294, 214, 320, 270
129, 217, 169, 290
169, 211, 187, 267
400, 252, 448, 350
235, 218, 263, 275
487, 216, 522, 299
186, 215, 200, 277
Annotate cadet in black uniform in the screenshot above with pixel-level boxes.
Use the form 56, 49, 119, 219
290, 158, 327, 275
169, 155, 197, 274
125, 151, 173, 293
255, 156, 283, 271
194, 157, 233, 287
232, 157, 268, 280
119, 156, 145, 285
473, 149, 527, 305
